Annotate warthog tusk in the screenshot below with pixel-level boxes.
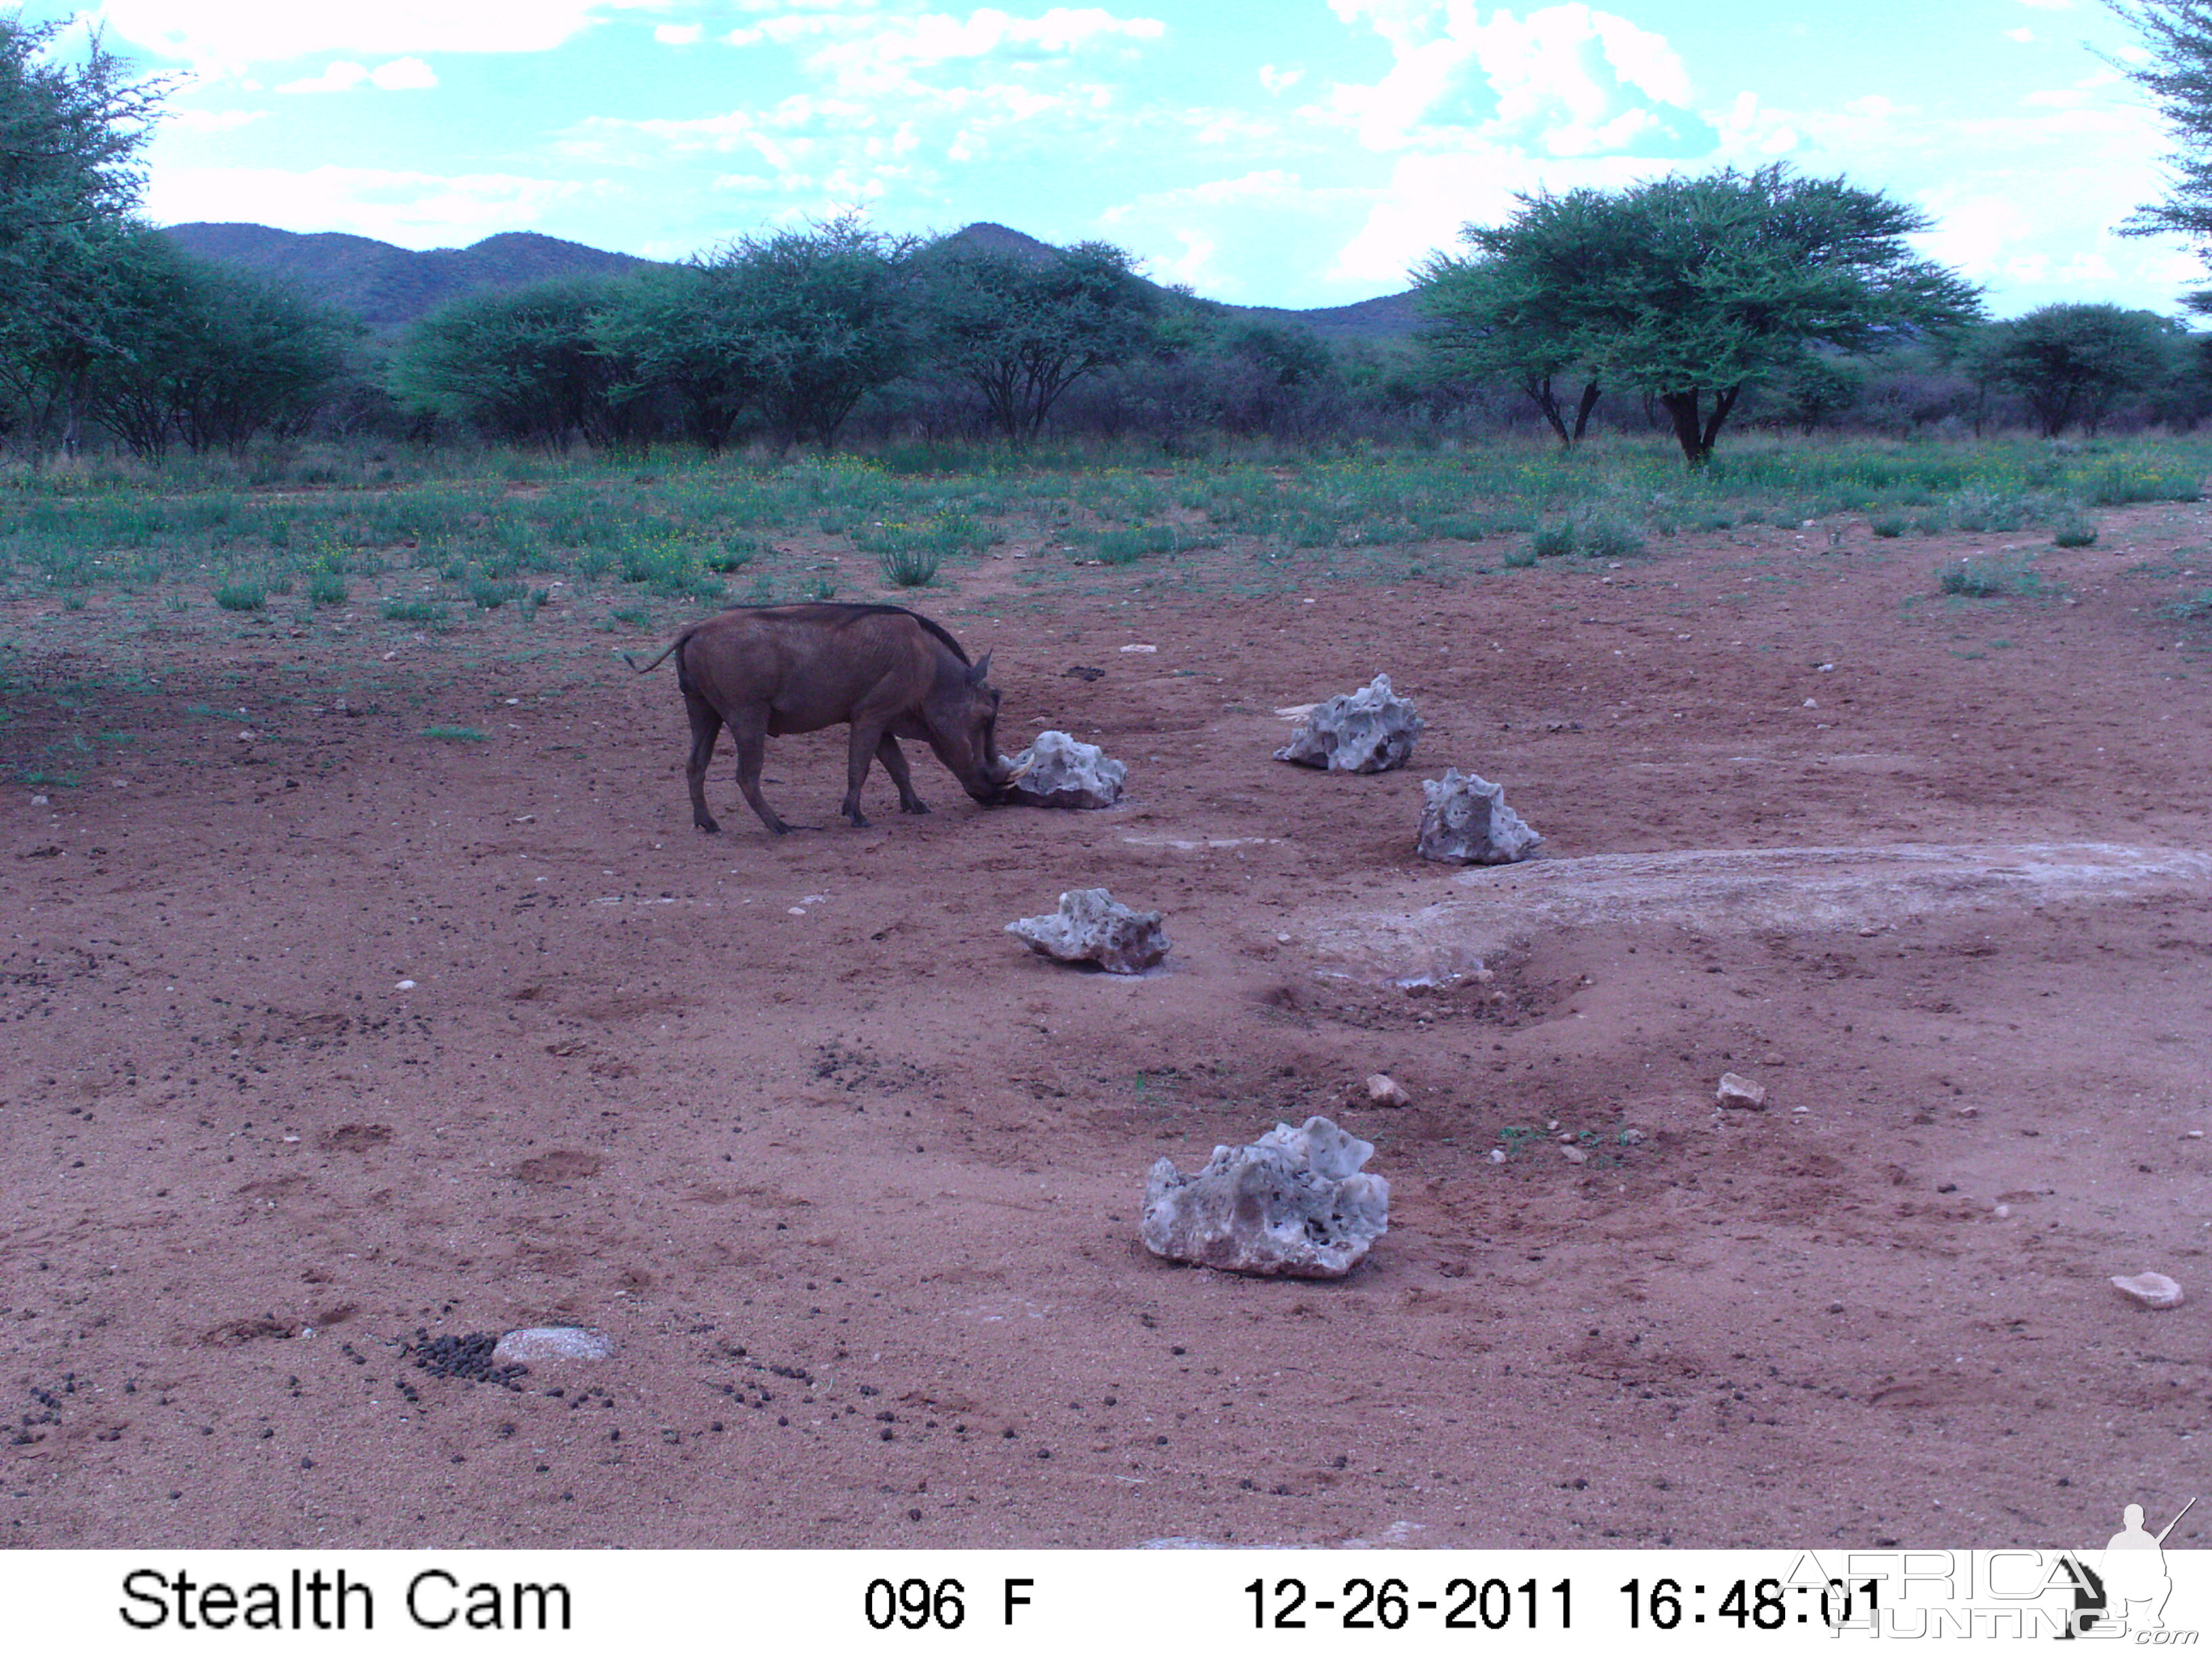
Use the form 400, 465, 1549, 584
1004, 759, 1035, 780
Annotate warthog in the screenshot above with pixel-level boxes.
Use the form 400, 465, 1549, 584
625, 602, 1017, 834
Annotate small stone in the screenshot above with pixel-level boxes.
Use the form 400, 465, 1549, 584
394, 979, 416, 991
1487, 1148, 1507, 1164
1008, 888, 1169, 975
1004, 729, 1126, 809
30, 794, 47, 806
1559, 1145, 1587, 1165
1118, 643, 1158, 654
1801, 698, 1818, 709
1363, 1073, 1411, 1108
1760, 1052, 1786, 1067
1954, 1105, 1980, 1118
1716, 1072, 1767, 1110
1141, 1116, 1389, 1279
1993, 1204, 2011, 1219
1275, 674, 1422, 773
1416, 768, 1542, 865
1619, 1128, 1647, 1145
2110, 1272, 2184, 1310
2188, 1130, 2205, 1140
492, 1326, 615, 1364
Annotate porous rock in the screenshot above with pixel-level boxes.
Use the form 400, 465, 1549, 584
1141, 1115, 1389, 1279
492, 1326, 613, 1364
1716, 1072, 1767, 1110
1004, 729, 1126, 809
1007, 888, 1168, 974
1416, 768, 1543, 865
1275, 674, 1422, 773
2110, 1271, 2184, 1310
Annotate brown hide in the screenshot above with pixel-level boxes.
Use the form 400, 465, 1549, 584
637, 604, 1011, 834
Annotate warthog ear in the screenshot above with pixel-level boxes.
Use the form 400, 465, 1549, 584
968, 650, 993, 684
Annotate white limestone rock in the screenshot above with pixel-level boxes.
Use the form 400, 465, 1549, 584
2111, 1272, 2184, 1310
1416, 769, 1543, 865
1004, 729, 1126, 809
1716, 1072, 1768, 1110
492, 1326, 613, 1365
1141, 1116, 1389, 1279
1008, 888, 1168, 974
1275, 674, 1422, 773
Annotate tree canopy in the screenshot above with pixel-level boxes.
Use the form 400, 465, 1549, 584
916, 239, 1155, 443
1417, 164, 1984, 465
1961, 303, 2179, 436
0, 16, 171, 457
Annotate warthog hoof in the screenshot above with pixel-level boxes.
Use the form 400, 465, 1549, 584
901, 798, 930, 815
695, 815, 720, 833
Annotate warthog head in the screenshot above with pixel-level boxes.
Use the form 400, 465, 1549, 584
920, 651, 1019, 804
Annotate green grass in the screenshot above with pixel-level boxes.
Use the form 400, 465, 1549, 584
1939, 553, 2061, 599
381, 598, 440, 623
306, 570, 348, 606
213, 581, 265, 612
422, 725, 489, 742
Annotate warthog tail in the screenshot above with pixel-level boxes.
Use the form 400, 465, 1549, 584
621, 640, 683, 674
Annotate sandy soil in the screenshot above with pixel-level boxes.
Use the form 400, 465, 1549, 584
4, 500, 2209, 1551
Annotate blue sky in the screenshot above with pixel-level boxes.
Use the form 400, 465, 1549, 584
35, 0, 2208, 315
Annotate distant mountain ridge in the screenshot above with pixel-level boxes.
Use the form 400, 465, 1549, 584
158, 220, 1422, 342
159, 224, 662, 329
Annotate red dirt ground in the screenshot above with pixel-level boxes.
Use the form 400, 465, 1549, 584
3, 502, 2208, 1550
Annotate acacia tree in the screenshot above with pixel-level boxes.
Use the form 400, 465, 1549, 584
0, 18, 171, 459
1420, 165, 1983, 466
916, 239, 1154, 443
1414, 188, 1613, 447
1962, 304, 2176, 436
390, 277, 637, 447
2107, 1, 2212, 302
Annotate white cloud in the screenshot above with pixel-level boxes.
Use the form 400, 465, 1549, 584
95, 1, 656, 67
275, 57, 438, 94
1330, 3, 1712, 159
146, 164, 594, 244
654, 23, 706, 45
2013, 0, 2072, 9
2005, 28, 2036, 43
1258, 64, 1303, 96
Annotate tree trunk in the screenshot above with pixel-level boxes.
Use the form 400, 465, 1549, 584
1570, 378, 1601, 441
1659, 391, 1707, 466
1520, 375, 1570, 447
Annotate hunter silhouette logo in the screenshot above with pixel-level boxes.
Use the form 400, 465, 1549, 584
2089, 1497, 2196, 1636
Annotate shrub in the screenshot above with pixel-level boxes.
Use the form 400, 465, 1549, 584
422, 726, 488, 742
707, 535, 758, 574
877, 541, 941, 587
1578, 516, 1647, 559
1501, 544, 1538, 569
1869, 512, 1907, 539
382, 598, 438, 622
469, 577, 527, 609
1940, 554, 2058, 598
2051, 512, 2098, 548
1947, 488, 2030, 533
213, 582, 265, 612
1529, 521, 1577, 558
307, 571, 348, 607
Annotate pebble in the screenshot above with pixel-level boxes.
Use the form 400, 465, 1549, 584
1993, 1204, 2011, 1219
1801, 697, 1818, 709
30, 795, 47, 806
1363, 1073, 1411, 1108
1487, 1149, 1507, 1164
1619, 1128, 1646, 1146
1559, 1145, 1587, 1165
1715, 1072, 1767, 1110
2110, 1272, 2184, 1311
394, 979, 415, 991
493, 1326, 615, 1365
1118, 644, 1158, 654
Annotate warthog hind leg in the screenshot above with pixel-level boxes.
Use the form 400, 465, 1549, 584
723, 706, 787, 834
684, 693, 724, 833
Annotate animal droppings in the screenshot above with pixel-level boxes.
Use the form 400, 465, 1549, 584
1007, 888, 1169, 975
1141, 1116, 1389, 1279
1416, 769, 1543, 865
1274, 674, 1422, 773
1715, 1073, 1767, 1110
2110, 1272, 2184, 1310
1004, 730, 1126, 809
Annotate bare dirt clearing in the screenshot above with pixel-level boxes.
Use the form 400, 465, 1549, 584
4, 502, 2209, 1549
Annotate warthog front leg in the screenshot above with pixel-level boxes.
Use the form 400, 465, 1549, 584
841, 718, 888, 827
876, 735, 929, 814
684, 692, 724, 833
